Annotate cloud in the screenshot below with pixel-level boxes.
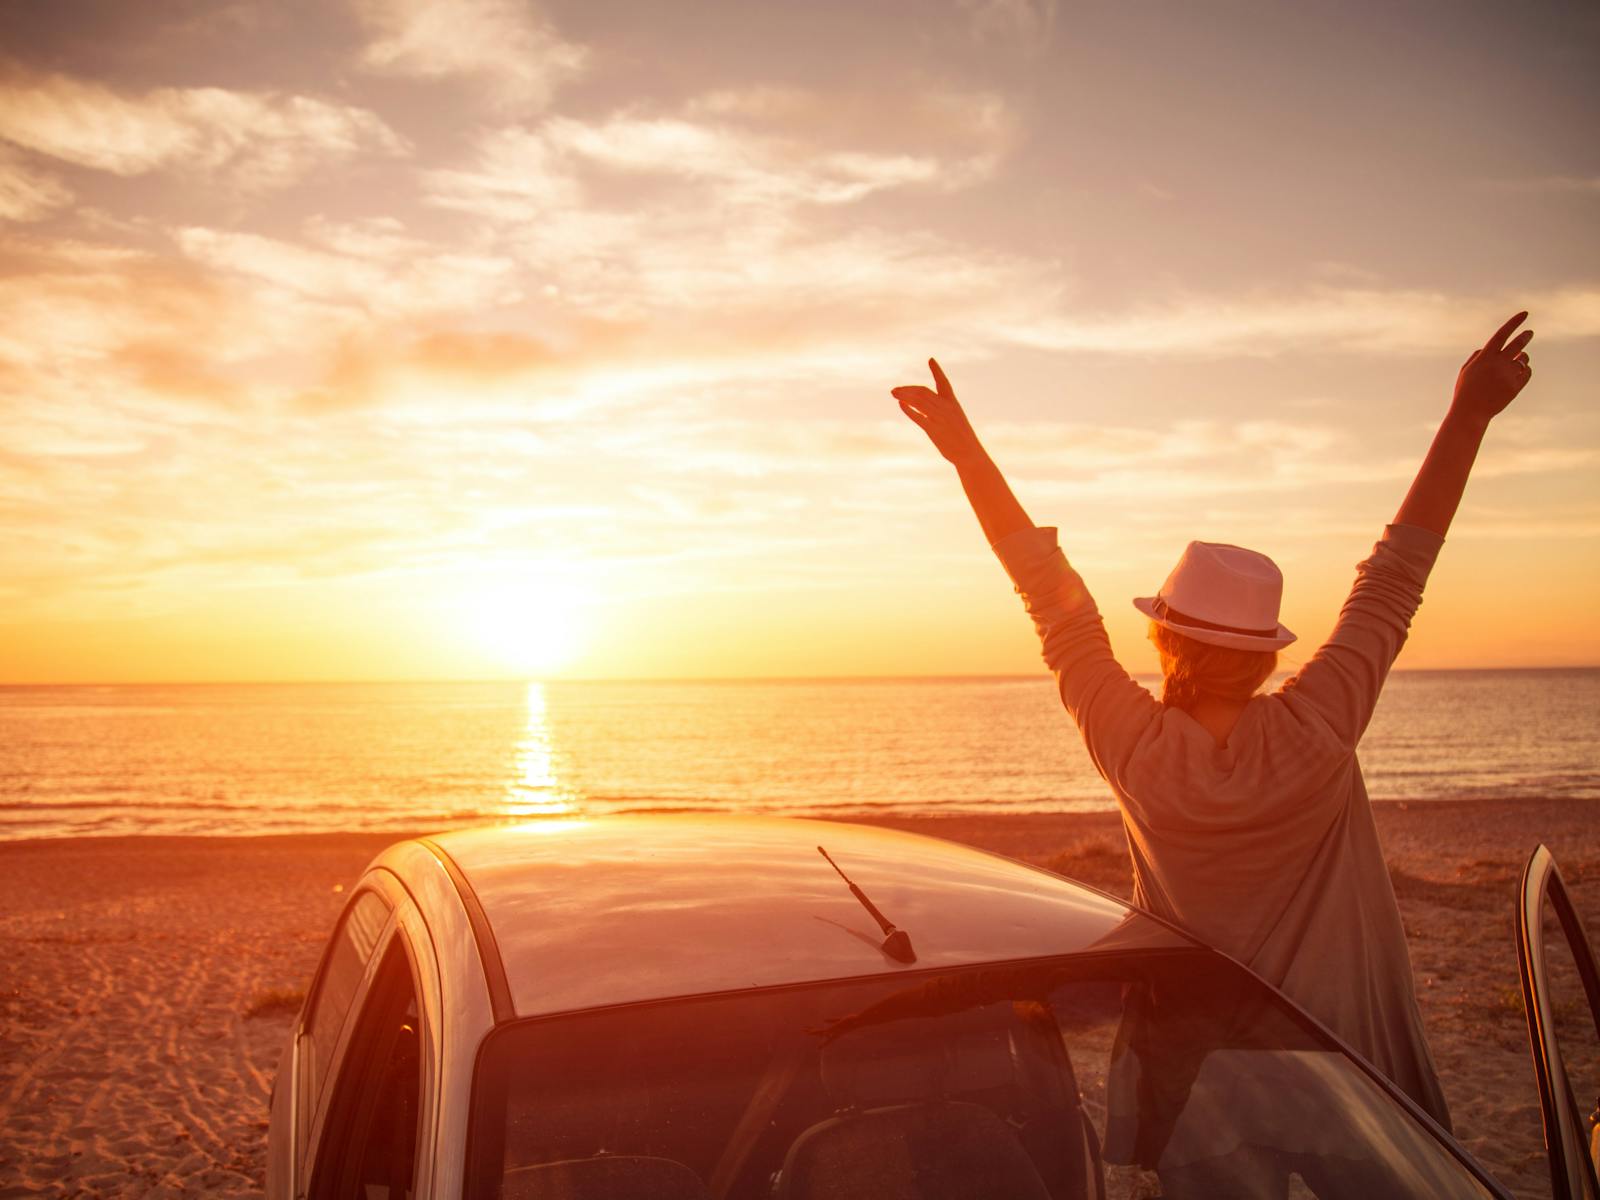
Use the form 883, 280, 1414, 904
1003, 285, 1600, 356
352, 0, 586, 112
542, 114, 955, 205
636, 411, 1600, 533
684, 84, 1015, 153
427, 95, 1000, 233
292, 328, 581, 413
0, 68, 405, 189
420, 94, 1032, 336
0, 233, 231, 372
0, 145, 72, 221
959, 0, 1058, 49
424, 126, 581, 220
645, 416, 1377, 500
174, 224, 519, 319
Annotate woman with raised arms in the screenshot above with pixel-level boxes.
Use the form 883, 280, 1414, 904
892, 313, 1536, 1147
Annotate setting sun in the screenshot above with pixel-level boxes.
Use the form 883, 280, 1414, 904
456, 568, 591, 677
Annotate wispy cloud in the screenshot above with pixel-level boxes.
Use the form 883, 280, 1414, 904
174, 225, 517, 318
420, 90, 1031, 340
0, 68, 405, 189
684, 84, 1015, 151
425, 87, 1005, 226
0, 234, 230, 372
1004, 285, 1600, 356
0, 145, 71, 221
352, 0, 585, 112
543, 114, 955, 205
959, 0, 1058, 49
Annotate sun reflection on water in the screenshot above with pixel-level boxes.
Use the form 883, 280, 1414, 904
503, 682, 580, 818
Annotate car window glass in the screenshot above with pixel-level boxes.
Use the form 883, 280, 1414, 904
1541, 892, 1600, 1190
306, 890, 391, 1101
470, 951, 1497, 1200
310, 938, 423, 1200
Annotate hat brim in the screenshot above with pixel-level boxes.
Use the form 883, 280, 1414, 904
1133, 596, 1297, 652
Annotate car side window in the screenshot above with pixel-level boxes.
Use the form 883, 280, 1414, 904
1540, 897, 1600, 1197
1520, 848, 1600, 1199
309, 937, 424, 1200
309, 890, 392, 1069
299, 889, 392, 1157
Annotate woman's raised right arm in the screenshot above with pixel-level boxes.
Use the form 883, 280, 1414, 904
1281, 312, 1535, 746
892, 359, 1160, 779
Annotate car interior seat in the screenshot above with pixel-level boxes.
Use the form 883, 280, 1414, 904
773, 1002, 1097, 1199
777, 1100, 1050, 1200
501, 1153, 712, 1200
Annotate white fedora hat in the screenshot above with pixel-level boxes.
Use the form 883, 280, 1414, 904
1133, 541, 1296, 652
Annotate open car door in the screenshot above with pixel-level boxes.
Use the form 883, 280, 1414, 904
1518, 844, 1600, 1200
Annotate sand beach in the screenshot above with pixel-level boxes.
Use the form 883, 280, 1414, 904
1, 798, 1594, 1198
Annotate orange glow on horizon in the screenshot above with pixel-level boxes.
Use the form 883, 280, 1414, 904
0, 3, 1595, 682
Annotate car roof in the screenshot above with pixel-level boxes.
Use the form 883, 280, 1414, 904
406, 815, 1190, 1019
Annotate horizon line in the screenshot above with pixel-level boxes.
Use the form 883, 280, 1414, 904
2, 665, 1598, 687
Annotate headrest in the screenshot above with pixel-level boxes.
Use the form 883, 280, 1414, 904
776, 1101, 1053, 1200
502, 1154, 711, 1200
819, 1009, 1018, 1108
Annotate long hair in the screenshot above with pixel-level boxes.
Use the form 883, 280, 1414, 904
1150, 621, 1278, 711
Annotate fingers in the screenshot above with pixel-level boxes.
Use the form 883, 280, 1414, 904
898, 398, 932, 427
1504, 329, 1534, 357
894, 359, 955, 432
1483, 311, 1528, 354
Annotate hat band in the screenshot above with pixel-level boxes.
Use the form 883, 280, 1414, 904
1151, 594, 1279, 639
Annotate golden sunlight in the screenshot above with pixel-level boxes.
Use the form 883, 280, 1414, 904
457, 568, 591, 677
502, 682, 579, 818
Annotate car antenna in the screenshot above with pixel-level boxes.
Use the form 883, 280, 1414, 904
817, 846, 916, 963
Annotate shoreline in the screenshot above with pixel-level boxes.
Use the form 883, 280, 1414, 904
4, 794, 1595, 847
3, 665, 1598, 687
2, 799, 1594, 1197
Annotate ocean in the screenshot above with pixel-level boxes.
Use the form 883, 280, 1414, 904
1, 671, 1596, 839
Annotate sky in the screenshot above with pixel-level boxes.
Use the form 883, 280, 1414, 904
0, 0, 1597, 683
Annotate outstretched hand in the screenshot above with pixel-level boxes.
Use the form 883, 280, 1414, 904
892, 358, 985, 467
1452, 312, 1534, 425
893, 357, 1032, 540
1395, 310, 1535, 537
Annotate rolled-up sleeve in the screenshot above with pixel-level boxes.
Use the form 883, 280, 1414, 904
1279, 523, 1444, 749
992, 525, 1161, 783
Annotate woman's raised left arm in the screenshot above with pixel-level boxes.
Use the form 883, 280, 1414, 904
1279, 311, 1536, 748
1394, 311, 1534, 536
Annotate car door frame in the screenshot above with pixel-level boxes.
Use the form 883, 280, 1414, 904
1517, 843, 1600, 1200
284, 882, 397, 1196
297, 868, 445, 1200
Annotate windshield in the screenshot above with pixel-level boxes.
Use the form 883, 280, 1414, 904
468, 949, 1495, 1200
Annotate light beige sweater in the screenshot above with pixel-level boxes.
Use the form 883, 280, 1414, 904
991, 521, 1452, 1130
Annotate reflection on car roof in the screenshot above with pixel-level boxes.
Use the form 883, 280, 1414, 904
425, 815, 1190, 1019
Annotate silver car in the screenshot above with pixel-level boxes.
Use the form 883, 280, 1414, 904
264, 816, 1598, 1199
